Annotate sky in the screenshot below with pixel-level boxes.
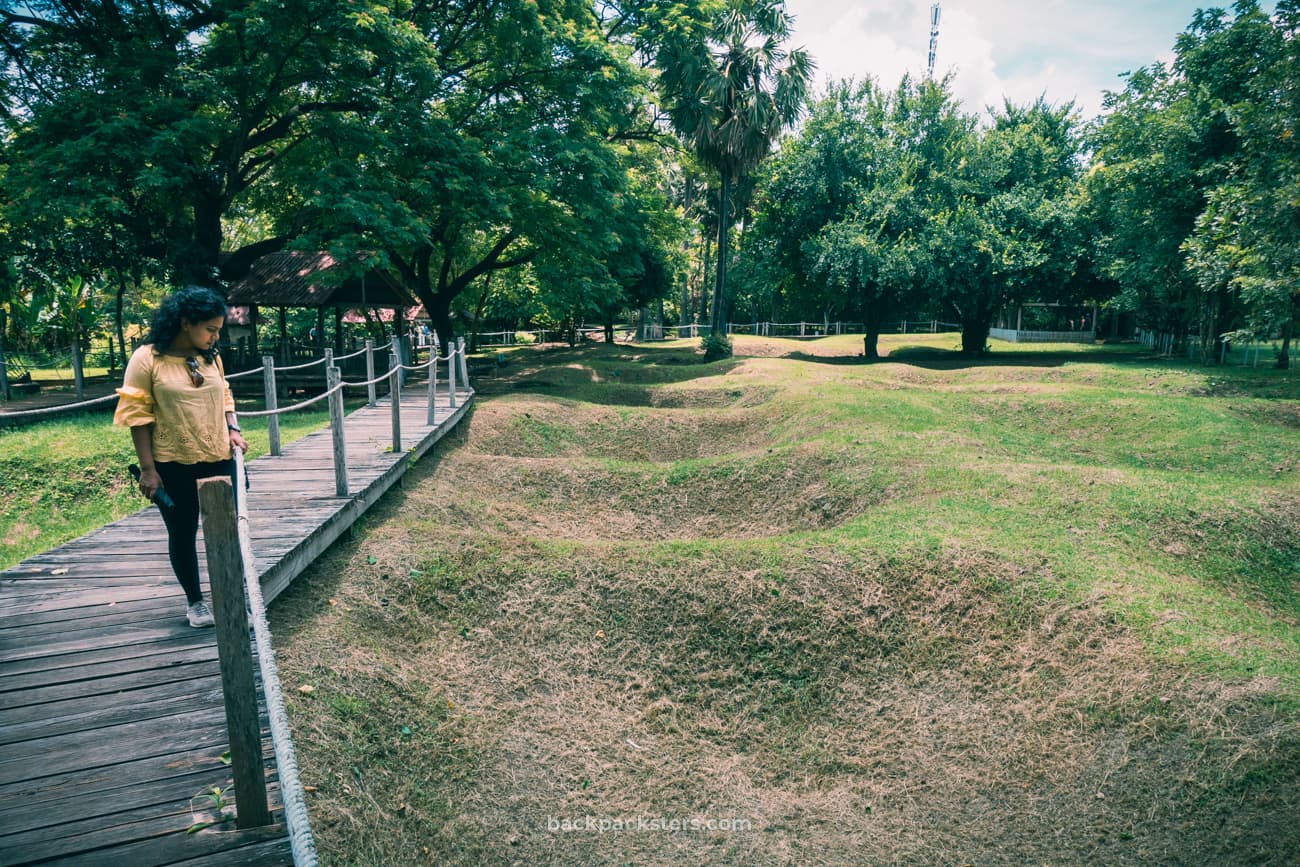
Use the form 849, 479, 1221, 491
781, 1, 1250, 121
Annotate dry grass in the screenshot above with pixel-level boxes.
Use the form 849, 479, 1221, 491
271, 341, 1300, 866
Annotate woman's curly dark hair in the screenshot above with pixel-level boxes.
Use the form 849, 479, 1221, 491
146, 286, 228, 362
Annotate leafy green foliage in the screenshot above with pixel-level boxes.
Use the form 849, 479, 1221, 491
656, 0, 813, 335
1089, 0, 1299, 366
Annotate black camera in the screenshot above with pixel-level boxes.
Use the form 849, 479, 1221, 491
128, 464, 176, 509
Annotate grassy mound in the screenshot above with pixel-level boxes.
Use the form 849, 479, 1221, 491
272, 335, 1300, 865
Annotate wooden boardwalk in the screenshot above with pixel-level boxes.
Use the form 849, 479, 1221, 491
0, 382, 472, 865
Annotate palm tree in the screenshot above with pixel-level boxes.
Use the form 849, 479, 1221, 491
658, 0, 813, 356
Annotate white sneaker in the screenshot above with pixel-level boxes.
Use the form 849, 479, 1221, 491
187, 599, 215, 628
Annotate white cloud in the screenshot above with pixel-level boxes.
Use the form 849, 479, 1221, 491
784, 0, 1209, 122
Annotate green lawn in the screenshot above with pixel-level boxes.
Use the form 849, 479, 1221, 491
0, 397, 363, 567
267, 335, 1300, 865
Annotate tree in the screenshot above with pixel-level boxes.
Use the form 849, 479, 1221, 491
283, 0, 673, 350
745, 78, 917, 358
1086, 1, 1284, 361
1180, 0, 1300, 367
657, 0, 812, 358
2, 1, 401, 286
938, 97, 1082, 356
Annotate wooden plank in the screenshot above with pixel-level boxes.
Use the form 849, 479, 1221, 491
15, 821, 289, 867
0, 594, 178, 629
0, 740, 263, 810
0, 657, 220, 710
0, 677, 227, 743
0, 603, 191, 644
0, 620, 205, 663
0, 707, 231, 785
0, 633, 209, 680
0, 644, 218, 696
0, 386, 471, 864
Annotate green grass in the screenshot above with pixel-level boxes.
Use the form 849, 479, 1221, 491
0, 397, 364, 568
267, 334, 1299, 865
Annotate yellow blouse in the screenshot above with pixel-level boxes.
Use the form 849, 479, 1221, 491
114, 345, 237, 464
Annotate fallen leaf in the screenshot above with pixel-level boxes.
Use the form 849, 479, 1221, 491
298, 684, 316, 694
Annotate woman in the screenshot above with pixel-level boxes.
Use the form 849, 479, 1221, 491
115, 286, 248, 627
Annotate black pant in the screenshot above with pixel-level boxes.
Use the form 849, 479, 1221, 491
155, 459, 237, 604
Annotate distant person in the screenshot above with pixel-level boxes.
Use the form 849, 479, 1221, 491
114, 286, 248, 628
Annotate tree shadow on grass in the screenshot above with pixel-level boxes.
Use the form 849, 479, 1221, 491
797, 344, 1156, 370
470, 341, 747, 398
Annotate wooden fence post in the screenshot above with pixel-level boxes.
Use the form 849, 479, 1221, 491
197, 477, 272, 830
389, 349, 402, 453
262, 355, 280, 456
446, 345, 458, 410
327, 364, 348, 496
426, 351, 438, 427
0, 334, 10, 402
457, 337, 470, 392
364, 339, 377, 407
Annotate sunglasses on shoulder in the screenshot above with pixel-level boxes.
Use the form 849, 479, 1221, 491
185, 357, 205, 387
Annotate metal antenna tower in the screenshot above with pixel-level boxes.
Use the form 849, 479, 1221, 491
927, 2, 942, 78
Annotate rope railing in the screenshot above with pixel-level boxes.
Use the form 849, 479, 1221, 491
274, 356, 329, 373
237, 383, 345, 417
224, 365, 266, 380
233, 450, 318, 865
336, 370, 401, 390
331, 342, 386, 363
0, 391, 118, 424
243, 337, 471, 495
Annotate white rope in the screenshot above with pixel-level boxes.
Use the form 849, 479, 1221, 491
338, 370, 397, 389
330, 345, 372, 362
275, 356, 328, 373
238, 383, 345, 417
225, 365, 266, 380
233, 450, 318, 866
394, 359, 434, 373
0, 391, 118, 421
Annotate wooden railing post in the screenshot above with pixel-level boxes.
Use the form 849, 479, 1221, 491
0, 335, 10, 402
327, 364, 348, 496
364, 339, 377, 407
261, 355, 281, 456
197, 477, 272, 830
71, 337, 85, 399
389, 349, 402, 453
457, 336, 470, 392
426, 351, 438, 427
446, 345, 458, 410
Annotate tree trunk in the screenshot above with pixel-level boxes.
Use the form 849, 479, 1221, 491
188, 183, 225, 286
699, 229, 713, 326
425, 293, 455, 352
961, 316, 992, 356
470, 273, 494, 353
862, 297, 886, 359
0, 306, 10, 401
604, 320, 615, 343
711, 166, 730, 336
679, 238, 692, 329
1277, 316, 1292, 370
278, 307, 288, 364
114, 271, 129, 374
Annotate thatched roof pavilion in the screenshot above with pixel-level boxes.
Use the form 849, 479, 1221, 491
224, 251, 417, 364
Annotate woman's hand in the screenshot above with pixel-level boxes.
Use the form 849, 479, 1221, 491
138, 466, 162, 501
230, 430, 249, 453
